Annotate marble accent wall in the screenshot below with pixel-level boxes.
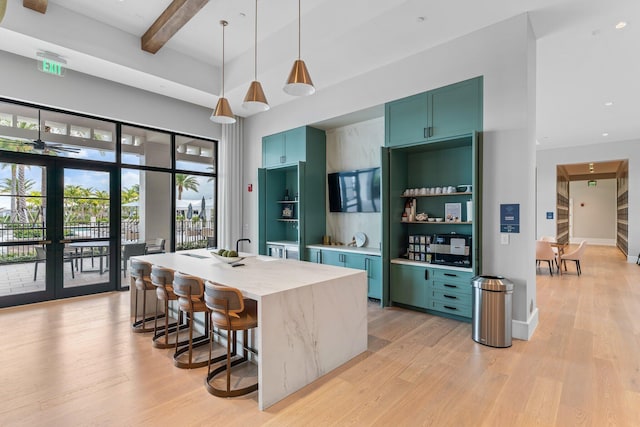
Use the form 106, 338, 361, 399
325, 117, 384, 248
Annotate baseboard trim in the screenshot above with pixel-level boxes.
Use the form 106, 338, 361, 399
512, 307, 538, 341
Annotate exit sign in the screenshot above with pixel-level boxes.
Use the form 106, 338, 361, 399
38, 58, 65, 76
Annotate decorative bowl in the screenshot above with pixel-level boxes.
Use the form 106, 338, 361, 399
211, 252, 245, 264
434, 218, 444, 222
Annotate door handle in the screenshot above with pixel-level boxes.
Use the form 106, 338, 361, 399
60, 239, 71, 244
38, 240, 52, 245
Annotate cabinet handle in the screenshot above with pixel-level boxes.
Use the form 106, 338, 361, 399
428, 126, 433, 137
280, 155, 286, 163
424, 269, 429, 280
444, 294, 457, 299
444, 283, 458, 288
444, 273, 457, 277
316, 251, 321, 263
423, 128, 429, 138
364, 258, 371, 278
444, 305, 457, 311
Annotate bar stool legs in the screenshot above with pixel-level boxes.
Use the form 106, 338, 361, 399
130, 260, 163, 334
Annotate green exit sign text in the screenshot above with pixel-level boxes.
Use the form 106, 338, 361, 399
38, 58, 65, 76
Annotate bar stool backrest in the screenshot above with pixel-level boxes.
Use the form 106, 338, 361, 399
151, 265, 174, 300
130, 259, 152, 290
173, 272, 204, 312
204, 282, 245, 319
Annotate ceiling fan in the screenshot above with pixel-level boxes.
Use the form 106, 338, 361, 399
10, 110, 81, 154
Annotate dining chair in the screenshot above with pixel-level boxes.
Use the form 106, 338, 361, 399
122, 242, 147, 277
560, 241, 587, 276
535, 240, 557, 276
539, 235, 559, 256
145, 238, 166, 254
33, 246, 75, 281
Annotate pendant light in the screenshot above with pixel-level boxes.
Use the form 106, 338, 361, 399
283, 0, 315, 96
210, 20, 236, 124
243, 0, 269, 112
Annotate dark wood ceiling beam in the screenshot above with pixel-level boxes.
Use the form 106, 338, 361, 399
142, 0, 209, 54
23, 0, 47, 14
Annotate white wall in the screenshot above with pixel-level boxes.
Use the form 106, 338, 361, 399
537, 139, 639, 261
569, 179, 616, 244
243, 14, 538, 339
325, 117, 383, 248
0, 50, 221, 140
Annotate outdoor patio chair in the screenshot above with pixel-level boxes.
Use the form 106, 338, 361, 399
33, 246, 75, 281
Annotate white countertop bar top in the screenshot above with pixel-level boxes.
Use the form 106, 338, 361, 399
307, 244, 381, 256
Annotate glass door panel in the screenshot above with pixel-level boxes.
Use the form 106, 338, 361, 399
0, 161, 52, 306
61, 168, 112, 290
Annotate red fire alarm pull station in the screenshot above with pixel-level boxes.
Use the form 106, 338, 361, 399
248, 184, 253, 192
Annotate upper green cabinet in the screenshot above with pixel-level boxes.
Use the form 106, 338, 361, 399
385, 77, 482, 147
259, 126, 326, 256
263, 126, 307, 168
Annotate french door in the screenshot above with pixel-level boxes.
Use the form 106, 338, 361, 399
0, 154, 118, 308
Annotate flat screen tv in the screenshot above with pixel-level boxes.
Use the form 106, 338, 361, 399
328, 167, 381, 213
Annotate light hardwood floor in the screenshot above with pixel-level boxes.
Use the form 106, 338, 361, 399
1, 245, 639, 426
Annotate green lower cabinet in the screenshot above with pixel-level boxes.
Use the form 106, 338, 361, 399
307, 248, 322, 263
429, 270, 473, 319
364, 256, 382, 300
317, 249, 382, 300
390, 263, 429, 309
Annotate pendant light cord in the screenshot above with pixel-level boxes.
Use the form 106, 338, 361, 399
254, 0, 258, 80
222, 21, 225, 97
297, 0, 301, 59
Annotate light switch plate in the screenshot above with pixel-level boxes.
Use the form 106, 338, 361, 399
501, 233, 509, 245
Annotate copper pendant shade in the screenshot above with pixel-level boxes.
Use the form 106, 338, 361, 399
210, 20, 236, 124
0, 0, 6, 24
283, 0, 315, 96
243, 0, 270, 112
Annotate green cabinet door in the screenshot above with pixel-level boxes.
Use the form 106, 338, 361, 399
263, 133, 285, 168
320, 250, 343, 267
307, 248, 322, 263
429, 78, 482, 139
385, 92, 428, 147
390, 263, 429, 308
365, 256, 382, 299
284, 127, 306, 165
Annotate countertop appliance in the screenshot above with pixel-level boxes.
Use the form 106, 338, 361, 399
266, 241, 299, 260
430, 233, 472, 268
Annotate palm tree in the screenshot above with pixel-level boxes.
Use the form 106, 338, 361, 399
175, 174, 199, 200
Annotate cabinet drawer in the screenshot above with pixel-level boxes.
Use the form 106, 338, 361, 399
431, 278, 471, 295
430, 299, 471, 318
431, 288, 471, 306
431, 269, 474, 284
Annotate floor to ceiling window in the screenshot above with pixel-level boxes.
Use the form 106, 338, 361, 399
0, 99, 217, 307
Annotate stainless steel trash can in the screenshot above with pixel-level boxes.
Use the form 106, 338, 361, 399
471, 275, 513, 348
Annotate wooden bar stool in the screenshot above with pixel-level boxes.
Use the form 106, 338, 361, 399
150, 265, 189, 349
172, 272, 222, 369
204, 281, 258, 397
130, 259, 162, 333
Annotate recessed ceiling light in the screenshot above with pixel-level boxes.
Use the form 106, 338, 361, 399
615, 21, 627, 30
604, 101, 613, 106
602, 132, 609, 137
416, 16, 425, 23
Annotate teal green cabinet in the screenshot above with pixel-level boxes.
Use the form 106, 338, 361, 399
429, 269, 473, 318
385, 92, 428, 147
385, 77, 482, 147
263, 126, 307, 168
365, 256, 382, 300
389, 263, 429, 309
259, 127, 326, 256
429, 78, 482, 140
313, 248, 382, 300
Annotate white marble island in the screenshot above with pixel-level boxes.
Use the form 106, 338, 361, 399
132, 249, 368, 410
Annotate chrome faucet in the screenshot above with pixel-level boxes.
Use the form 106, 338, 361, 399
236, 238, 251, 253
